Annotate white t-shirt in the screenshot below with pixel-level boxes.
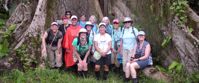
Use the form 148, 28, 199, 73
94, 33, 112, 54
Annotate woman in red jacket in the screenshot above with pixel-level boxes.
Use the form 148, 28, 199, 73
62, 15, 81, 69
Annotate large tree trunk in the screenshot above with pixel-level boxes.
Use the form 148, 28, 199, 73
0, 0, 198, 77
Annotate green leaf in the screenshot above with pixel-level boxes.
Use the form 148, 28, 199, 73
169, 61, 179, 70
0, 19, 5, 27
161, 39, 167, 47
1, 39, 9, 53
161, 36, 171, 47
8, 24, 16, 31
155, 65, 167, 72
188, 27, 194, 33
176, 64, 183, 72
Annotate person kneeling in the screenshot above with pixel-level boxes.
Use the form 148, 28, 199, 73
125, 31, 153, 83
72, 28, 92, 78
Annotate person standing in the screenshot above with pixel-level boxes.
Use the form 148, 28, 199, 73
119, 17, 139, 73
63, 11, 72, 24
112, 19, 123, 70
78, 15, 86, 28
42, 22, 63, 68
59, 16, 70, 67
89, 15, 98, 34
94, 23, 112, 80
84, 21, 95, 41
102, 16, 113, 36
62, 15, 81, 68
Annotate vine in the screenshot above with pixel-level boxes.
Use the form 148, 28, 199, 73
170, 0, 188, 26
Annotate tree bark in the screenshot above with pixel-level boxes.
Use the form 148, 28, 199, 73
1, 0, 198, 75
14, 0, 47, 50
170, 17, 199, 73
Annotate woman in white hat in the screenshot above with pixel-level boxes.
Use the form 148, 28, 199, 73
72, 28, 92, 77
120, 17, 139, 73
125, 31, 153, 83
42, 22, 63, 68
94, 23, 112, 80
84, 21, 94, 40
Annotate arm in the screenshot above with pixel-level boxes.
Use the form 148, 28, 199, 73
103, 40, 112, 55
131, 44, 137, 58
58, 38, 63, 54
118, 38, 123, 54
133, 44, 151, 61
83, 46, 91, 61
139, 44, 151, 60
73, 46, 82, 61
94, 41, 103, 55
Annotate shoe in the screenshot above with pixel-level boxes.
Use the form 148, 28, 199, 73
132, 78, 138, 83
103, 71, 109, 80
82, 71, 88, 78
124, 78, 130, 83
78, 71, 83, 77
95, 71, 100, 80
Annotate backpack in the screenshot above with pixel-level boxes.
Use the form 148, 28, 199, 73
121, 26, 138, 42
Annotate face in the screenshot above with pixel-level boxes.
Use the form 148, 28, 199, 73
99, 25, 106, 34
63, 19, 68, 25
80, 15, 86, 21
71, 18, 78, 25
51, 25, 58, 32
113, 22, 119, 29
138, 35, 145, 41
65, 13, 71, 19
89, 16, 96, 23
124, 21, 132, 28
86, 25, 92, 33
102, 19, 109, 25
80, 33, 87, 44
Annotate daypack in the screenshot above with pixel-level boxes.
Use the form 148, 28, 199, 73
121, 26, 138, 42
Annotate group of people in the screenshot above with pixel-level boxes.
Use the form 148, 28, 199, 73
41, 11, 153, 83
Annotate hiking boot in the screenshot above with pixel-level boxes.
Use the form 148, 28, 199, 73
78, 71, 83, 77
82, 71, 88, 78
95, 71, 100, 80
102, 71, 109, 80
124, 78, 130, 83
132, 78, 138, 83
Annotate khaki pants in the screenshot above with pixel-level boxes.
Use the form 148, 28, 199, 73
46, 45, 62, 68
122, 49, 133, 72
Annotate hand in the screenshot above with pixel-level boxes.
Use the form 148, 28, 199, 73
111, 48, 115, 52
101, 52, 107, 57
99, 51, 104, 57
79, 59, 83, 64
132, 59, 138, 62
118, 47, 122, 55
82, 59, 86, 64
58, 48, 62, 54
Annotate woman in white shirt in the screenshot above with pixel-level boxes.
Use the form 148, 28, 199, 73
94, 23, 112, 80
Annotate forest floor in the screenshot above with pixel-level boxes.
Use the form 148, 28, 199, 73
0, 68, 166, 83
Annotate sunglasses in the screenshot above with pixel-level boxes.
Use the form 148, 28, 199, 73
72, 19, 77, 21
66, 13, 71, 15
124, 21, 132, 23
113, 22, 119, 24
